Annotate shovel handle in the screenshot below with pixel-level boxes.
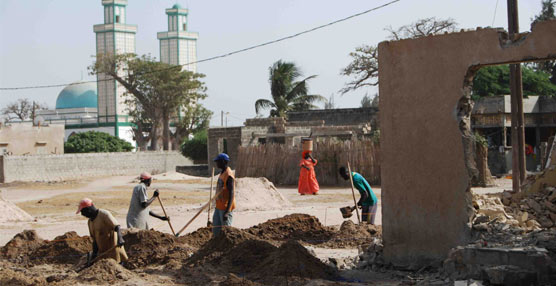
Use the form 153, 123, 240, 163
347, 162, 361, 224
157, 195, 176, 236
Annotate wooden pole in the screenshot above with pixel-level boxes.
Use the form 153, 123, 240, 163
207, 167, 215, 225
175, 189, 223, 237
508, 0, 525, 192
157, 195, 175, 236
347, 162, 361, 223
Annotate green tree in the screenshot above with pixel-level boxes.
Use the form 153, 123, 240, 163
171, 103, 212, 149
341, 18, 458, 94
255, 60, 324, 117
64, 131, 133, 153
472, 65, 556, 99
89, 53, 207, 151
180, 129, 208, 162
531, 0, 556, 84
360, 94, 373, 108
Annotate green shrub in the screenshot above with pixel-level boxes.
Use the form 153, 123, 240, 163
180, 130, 208, 161
64, 131, 134, 153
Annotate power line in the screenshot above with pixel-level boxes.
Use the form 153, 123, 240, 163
491, 0, 500, 27
0, 0, 401, 91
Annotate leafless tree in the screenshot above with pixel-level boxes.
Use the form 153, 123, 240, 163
2, 99, 48, 122
341, 18, 458, 94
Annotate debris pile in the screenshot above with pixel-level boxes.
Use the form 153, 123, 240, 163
501, 186, 556, 230
234, 177, 293, 211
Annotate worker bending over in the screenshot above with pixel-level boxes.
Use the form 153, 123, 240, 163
339, 167, 378, 224
77, 198, 128, 264
126, 172, 168, 229
213, 153, 236, 236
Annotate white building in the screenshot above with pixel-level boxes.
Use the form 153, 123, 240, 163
157, 4, 198, 73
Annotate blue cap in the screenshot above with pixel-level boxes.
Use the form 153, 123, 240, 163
213, 153, 230, 162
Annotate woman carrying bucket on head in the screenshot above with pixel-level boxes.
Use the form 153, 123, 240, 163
298, 139, 319, 195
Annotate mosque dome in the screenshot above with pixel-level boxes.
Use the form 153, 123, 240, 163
55, 82, 98, 109
172, 3, 182, 9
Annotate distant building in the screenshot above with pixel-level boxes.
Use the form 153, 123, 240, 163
157, 4, 198, 73
0, 123, 64, 155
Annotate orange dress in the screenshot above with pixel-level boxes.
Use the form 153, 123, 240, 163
298, 154, 319, 195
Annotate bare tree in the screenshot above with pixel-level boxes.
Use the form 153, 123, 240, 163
341, 18, 458, 94
2, 99, 47, 122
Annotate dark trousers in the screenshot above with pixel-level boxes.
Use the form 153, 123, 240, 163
362, 204, 377, 224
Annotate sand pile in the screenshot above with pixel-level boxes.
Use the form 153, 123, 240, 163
31, 231, 91, 265
178, 226, 213, 249
246, 213, 334, 244
0, 192, 34, 223
1, 230, 44, 262
123, 228, 194, 269
152, 171, 208, 181
79, 258, 133, 283
250, 240, 338, 283
234, 177, 292, 211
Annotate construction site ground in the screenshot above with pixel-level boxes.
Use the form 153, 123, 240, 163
0, 174, 512, 285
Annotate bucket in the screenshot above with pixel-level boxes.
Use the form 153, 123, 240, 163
301, 138, 313, 151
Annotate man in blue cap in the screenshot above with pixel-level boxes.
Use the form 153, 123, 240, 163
212, 153, 235, 236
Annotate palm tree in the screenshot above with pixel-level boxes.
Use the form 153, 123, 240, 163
255, 60, 324, 117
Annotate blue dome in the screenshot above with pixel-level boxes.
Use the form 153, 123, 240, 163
55, 82, 98, 109
172, 3, 182, 9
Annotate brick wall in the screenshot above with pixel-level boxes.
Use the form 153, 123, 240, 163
287, 108, 378, 127
207, 127, 242, 170
0, 151, 191, 183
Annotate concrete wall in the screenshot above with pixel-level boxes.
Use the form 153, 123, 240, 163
0, 151, 191, 183
287, 107, 378, 127
379, 21, 556, 266
0, 123, 64, 155
207, 127, 242, 169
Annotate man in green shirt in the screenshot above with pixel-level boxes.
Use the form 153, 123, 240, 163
339, 167, 378, 224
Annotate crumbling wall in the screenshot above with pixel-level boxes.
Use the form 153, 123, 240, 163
379, 20, 556, 266
207, 127, 242, 169
0, 151, 191, 182
287, 107, 378, 127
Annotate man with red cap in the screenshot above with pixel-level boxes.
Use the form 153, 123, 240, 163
77, 198, 128, 264
126, 172, 168, 229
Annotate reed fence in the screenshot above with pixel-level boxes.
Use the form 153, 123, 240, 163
235, 140, 380, 186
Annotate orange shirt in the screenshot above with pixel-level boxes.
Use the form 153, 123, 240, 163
215, 167, 236, 211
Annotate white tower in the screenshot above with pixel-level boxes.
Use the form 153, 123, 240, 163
157, 4, 198, 72
93, 0, 137, 142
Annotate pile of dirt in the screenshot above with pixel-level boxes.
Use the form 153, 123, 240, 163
31, 231, 91, 265
249, 240, 338, 283
185, 227, 260, 266
246, 213, 334, 245
219, 273, 260, 286
234, 177, 292, 211
78, 258, 133, 283
0, 267, 47, 286
220, 239, 278, 274
123, 228, 194, 269
1, 230, 44, 262
0, 191, 34, 223
319, 220, 382, 248
178, 226, 213, 249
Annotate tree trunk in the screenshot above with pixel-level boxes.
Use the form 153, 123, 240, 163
476, 142, 495, 187
162, 112, 170, 151
150, 120, 162, 151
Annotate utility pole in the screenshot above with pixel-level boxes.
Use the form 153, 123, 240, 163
221, 110, 224, 127
507, 0, 526, 192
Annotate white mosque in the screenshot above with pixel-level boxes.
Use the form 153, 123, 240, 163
38, 0, 198, 145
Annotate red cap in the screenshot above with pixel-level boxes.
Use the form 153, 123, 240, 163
140, 172, 152, 180
76, 198, 93, 214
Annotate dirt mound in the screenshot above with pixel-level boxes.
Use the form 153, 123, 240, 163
31, 231, 91, 265
178, 226, 212, 249
1, 230, 44, 262
221, 239, 278, 274
79, 258, 133, 283
246, 213, 334, 245
319, 220, 382, 248
0, 268, 47, 286
219, 273, 261, 286
234, 177, 292, 211
186, 227, 260, 266
250, 240, 337, 282
0, 191, 34, 223
123, 228, 193, 269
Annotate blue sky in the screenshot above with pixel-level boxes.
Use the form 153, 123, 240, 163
0, 0, 543, 126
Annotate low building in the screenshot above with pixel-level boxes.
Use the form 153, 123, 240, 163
0, 123, 65, 155
472, 95, 556, 174
207, 107, 378, 169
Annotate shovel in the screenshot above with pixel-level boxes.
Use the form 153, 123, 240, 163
340, 206, 356, 218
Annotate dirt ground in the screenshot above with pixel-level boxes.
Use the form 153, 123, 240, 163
0, 174, 511, 285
